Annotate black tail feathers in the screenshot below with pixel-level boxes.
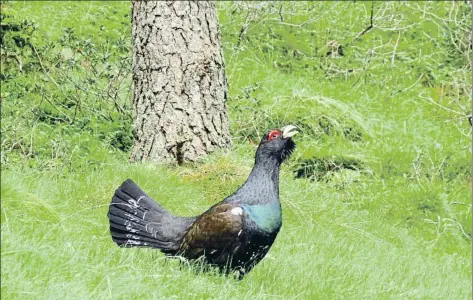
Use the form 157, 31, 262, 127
107, 179, 195, 254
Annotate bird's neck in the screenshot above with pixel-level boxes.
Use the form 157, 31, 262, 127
236, 157, 281, 205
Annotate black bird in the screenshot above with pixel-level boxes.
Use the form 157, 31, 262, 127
107, 125, 299, 278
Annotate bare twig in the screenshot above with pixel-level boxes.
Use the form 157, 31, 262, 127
71, 89, 81, 124
278, 4, 283, 22
418, 92, 466, 116
391, 31, 401, 67
352, 1, 375, 43
40, 89, 72, 122
237, 9, 251, 48
31, 45, 73, 123
2, 51, 23, 72
456, 220, 472, 240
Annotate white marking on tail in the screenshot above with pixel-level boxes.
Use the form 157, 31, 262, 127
126, 234, 140, 240
125, 222, 133, 231
123, 203, 133, 209
127, 240, 141, 245
137, 196, 145, 204
128, 199, 139, 208
125, 222, 139, 233
124, 213, 140, 222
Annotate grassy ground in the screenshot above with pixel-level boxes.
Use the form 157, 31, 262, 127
2, 162, 471, 299
1, 1, 472, 299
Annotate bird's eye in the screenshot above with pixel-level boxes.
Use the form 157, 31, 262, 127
268, 130, 280, 141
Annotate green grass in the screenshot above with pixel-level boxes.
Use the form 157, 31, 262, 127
2, 160, 471, 299
1, 1, 472, 299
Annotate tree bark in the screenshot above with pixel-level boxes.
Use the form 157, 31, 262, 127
130, 1, 231, 164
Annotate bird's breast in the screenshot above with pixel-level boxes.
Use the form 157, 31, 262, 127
242, 203, 282, 233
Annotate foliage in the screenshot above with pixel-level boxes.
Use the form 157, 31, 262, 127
1, 1, 471, 299
1, 1, 133, 171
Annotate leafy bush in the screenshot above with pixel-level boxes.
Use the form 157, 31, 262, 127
1, 2, 133, 171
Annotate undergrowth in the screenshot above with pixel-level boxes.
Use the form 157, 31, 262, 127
1, 1, 471, 299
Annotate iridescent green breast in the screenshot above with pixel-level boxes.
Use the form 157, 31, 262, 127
242, 203, 282, 233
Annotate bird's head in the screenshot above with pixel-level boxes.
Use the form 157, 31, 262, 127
255, 125, 299, 164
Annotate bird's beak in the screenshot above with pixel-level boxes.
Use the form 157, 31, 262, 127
281, 125, 299, 139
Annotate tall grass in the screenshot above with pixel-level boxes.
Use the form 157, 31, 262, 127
1, 1, 471, 299
2, 161, 471, 299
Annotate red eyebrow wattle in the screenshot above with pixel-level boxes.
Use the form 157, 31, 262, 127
268, 130, 280, 140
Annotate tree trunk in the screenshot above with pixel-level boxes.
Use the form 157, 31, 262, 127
130, 1, 231, 164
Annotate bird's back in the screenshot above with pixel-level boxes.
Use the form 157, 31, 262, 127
178, 197, 282, 277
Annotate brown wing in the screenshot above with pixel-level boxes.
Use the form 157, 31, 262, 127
179, 203, 243, 259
